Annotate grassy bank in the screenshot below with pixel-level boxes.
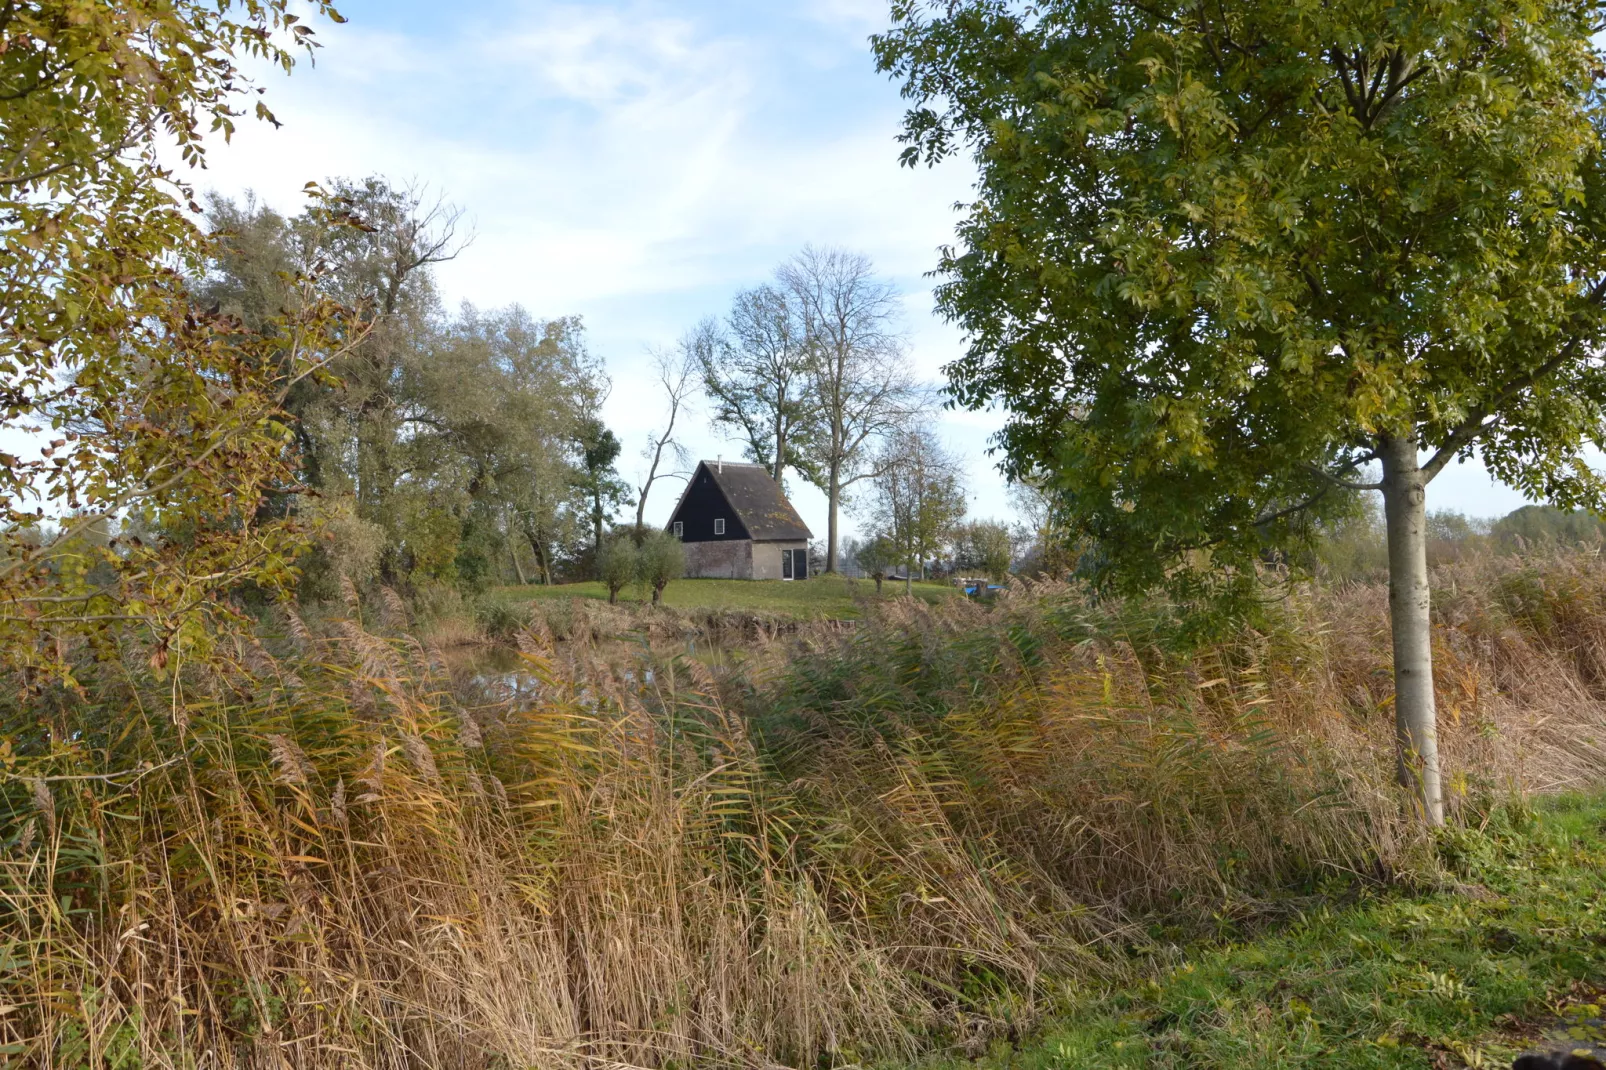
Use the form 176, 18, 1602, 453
499, 573, 960, 617
4, 552, 1606, 1067
928, 793, 1606, 1070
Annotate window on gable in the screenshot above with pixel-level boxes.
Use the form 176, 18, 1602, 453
673, 521, 684, 538
714, 518, 726, 535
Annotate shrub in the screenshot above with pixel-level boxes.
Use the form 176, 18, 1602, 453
637, 529, 685, 605
854, 533, 898, 592
596, 534, 639, 604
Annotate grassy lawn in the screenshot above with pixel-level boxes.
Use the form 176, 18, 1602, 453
936, 796, 1606, 1070
497, 573, 962, 618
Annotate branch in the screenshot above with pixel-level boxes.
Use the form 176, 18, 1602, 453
1304, 454, 1382, 491
1421, 276, 1606, 483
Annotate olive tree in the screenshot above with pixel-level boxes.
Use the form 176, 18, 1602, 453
877, 0, 1606, 823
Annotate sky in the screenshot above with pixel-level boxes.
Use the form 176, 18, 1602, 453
184, 0, 1537, 537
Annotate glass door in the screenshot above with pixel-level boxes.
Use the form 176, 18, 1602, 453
781, 549, 794, 580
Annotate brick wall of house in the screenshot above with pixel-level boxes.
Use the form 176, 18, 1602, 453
685, 539, 754, 579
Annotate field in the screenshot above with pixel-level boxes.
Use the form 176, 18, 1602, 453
498, 572, 961, 617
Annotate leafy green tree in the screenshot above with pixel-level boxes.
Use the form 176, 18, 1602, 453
637, 529, 686, 606
0, 0, 345, 686
877, 0, 1606, 823
575, 416, 632, 562
202, 193, 613, 593
597, 534, 638, 604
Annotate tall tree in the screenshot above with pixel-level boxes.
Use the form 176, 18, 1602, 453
200, 178, 468, 537
867, 427, 968, 586
699, 285, 818, 484
876, 0, 1606, 823
575, 416, 632, 560
781, 246, 920, 572
634, 340, 699, 535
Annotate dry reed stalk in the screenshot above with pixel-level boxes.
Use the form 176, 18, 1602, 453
7, 553, 1606, 1067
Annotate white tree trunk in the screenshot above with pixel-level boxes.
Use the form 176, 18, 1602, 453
1379, 435, 1444, 825
826, 467, 841, 573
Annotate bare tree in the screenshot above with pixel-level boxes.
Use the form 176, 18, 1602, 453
699, 285, 817, 485
634, 338, 699, 534
780, 245, 920, 572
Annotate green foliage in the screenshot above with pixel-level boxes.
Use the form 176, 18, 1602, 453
876, 0, 1606, 592
596, 534, 639, 604
636, 529, 686, 605
0, 0, 349, 687
850, 534, 900, 592
952, 520, 1015, 580
473, 592, 533, 641
575, 417, 632, 565
200, 186, 619, 595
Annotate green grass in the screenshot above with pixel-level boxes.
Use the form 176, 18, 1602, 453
935, 796, 1606, 1070
497, 573, 962, 618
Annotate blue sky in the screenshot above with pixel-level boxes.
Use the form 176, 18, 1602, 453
190, 0, 1534, 535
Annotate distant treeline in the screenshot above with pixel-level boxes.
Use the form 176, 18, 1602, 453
199, 178, 631, 599
1319, 502, 1606, 581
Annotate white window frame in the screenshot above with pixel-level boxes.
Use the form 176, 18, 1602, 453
713, 518, 726, 535
672, 521, 684, 538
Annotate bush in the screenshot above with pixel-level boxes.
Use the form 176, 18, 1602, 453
473, 593, 533, 641
853, 534, 898, 592
637, 529, 685, 605
597, 534, 638, 604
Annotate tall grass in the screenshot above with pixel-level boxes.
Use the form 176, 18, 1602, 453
5, 551, 1606, 1067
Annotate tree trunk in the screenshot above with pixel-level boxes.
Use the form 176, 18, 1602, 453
524, 529, 552, 586
510, 543, 527, 586
825, 465, 841, 573
774, 419, 786, 485
1379, 434, 1444, 826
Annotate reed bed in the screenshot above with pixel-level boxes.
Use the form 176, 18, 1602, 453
4, 550, 1606, 1068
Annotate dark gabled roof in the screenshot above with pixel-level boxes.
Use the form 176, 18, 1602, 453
698, 461, 812, 541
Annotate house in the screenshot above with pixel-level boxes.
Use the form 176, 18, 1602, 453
666, 460, 812, 580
